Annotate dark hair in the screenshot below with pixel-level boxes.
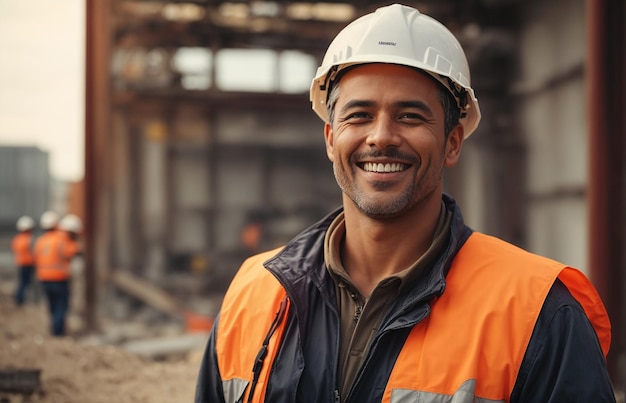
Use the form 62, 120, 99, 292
326, 67, 461, 137
438, 84, 461, 137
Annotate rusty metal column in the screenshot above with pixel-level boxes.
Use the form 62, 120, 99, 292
84, 0, 112, 333
586, 0, 626, 389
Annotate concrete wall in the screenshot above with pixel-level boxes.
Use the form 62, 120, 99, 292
516, 0, 588, 273
446, 0, 588, 274
516, 0, 588, 271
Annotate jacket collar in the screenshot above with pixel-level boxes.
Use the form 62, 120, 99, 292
264, 195, 472, 318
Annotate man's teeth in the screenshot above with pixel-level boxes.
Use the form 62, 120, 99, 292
363, 162, 406, 173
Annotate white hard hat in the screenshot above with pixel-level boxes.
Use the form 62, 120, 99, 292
310, 3, 481, 138
40, 211, 60, 230
16, 216, 35, 232
59, 214, 82, 234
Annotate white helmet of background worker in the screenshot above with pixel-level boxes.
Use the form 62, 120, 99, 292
16, 216, 35, 232
59, 214, 83, 234
310, 3, 481, 138
40, 211, 60, 230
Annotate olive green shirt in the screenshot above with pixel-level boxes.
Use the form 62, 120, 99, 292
324, 203, 452, 399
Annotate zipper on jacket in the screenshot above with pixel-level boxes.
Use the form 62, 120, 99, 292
247, 296, 289, 403
345, 305, 432, 402
353, 304, 362, 323
334, 389, 340, 403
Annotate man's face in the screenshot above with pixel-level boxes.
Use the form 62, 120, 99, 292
324, 64, 463, 219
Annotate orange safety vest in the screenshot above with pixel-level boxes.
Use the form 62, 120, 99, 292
216, 248, 288, 403
215, 233, 611, 403
34, 230, 79, 281
381, 232, 611, 402
11, 232, 35, 266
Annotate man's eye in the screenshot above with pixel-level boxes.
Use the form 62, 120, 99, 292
342, 112, 371, 122
399, 113, 426, 121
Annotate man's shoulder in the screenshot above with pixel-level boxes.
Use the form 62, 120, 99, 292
241, 246, 285, 268
461, 232, 565, 269
448, 232, 567, 296
225, 246, 286, 297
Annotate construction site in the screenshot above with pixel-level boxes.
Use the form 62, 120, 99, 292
1, 0, 625, 401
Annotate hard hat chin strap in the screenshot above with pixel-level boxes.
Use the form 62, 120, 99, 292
320, 65, 339, 93
442, 76, 469, 118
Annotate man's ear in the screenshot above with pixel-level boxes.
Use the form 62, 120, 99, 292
444, 124, 464, 167
324, 123, 335, 162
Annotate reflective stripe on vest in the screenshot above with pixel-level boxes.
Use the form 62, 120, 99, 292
216, 233, 611, 403
391, 380, 503, 403
383, 232, 611, 402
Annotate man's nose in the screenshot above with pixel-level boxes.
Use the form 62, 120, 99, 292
366, 116, 401, 148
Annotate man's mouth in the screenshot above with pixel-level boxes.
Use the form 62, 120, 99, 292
360, 162, 409, 173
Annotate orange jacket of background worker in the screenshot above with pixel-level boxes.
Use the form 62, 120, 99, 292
34, 230, 80, 281
12, 231, 35, 266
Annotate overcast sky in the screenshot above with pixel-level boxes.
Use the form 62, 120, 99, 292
0, 0, 85, 181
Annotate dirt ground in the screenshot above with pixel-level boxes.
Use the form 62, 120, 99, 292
0, 290, 206, 403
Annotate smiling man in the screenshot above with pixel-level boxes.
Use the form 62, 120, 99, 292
195, 4, 615, 403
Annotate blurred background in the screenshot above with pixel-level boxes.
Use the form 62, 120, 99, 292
0, 0, 624, 394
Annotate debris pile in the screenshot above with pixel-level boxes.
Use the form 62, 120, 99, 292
0, 293, 204, 403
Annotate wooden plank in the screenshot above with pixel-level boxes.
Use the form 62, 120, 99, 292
110, 270, 183, 317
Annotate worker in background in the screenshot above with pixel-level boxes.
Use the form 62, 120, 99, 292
58, 213, 86, 320
34, 211, 80, 337
240, 210, 270, 255
11, 215, 36, 306
195, 4, 615, 402
59, 214, 83, 243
